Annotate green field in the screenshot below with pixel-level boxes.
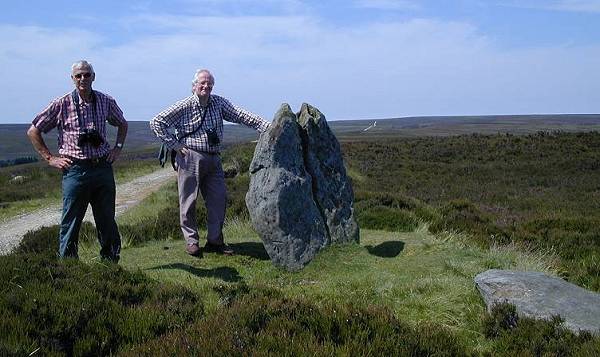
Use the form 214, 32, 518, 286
2, 129, 600, 355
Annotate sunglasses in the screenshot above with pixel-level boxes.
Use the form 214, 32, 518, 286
74, 73, 92, 79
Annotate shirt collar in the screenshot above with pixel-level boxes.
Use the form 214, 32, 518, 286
194, 94, 211, 108
76, 90, 96, 105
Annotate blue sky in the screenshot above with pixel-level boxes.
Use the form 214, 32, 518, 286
1, 0, 599, 124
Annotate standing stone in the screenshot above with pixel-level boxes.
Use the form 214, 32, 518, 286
246, 103, 359, 271
246, 104, 328, 271
298, 103, 359, 244
475, 269, 600, 334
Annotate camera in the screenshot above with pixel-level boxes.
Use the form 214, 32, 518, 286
78, 129, 103, 147
206, 128, 220, 146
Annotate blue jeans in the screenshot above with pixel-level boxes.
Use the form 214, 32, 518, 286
59, 161, 121, 262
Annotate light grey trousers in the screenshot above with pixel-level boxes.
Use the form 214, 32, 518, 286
176, 150, 226, 246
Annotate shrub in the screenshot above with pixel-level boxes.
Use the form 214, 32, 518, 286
483, 303, 600, 356
354, 191, 436, 231
123, 288, 471, 356
483, 302, 519, 338
343, 132, 600, 291
429, 199, 510, 248
356, 206, 419, 232
0, 253, 204, 356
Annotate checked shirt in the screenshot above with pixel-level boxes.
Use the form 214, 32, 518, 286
32, 90, 127, 159
150, 94, 270, 153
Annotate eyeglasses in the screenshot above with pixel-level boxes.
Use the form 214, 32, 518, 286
74, 73, 92, 79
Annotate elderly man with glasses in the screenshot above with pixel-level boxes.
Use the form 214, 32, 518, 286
27, 60, 128, 262
150, 69, 270, 257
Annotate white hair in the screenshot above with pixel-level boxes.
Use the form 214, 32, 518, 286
191, 69, 214, 92
71, 60, 95, 74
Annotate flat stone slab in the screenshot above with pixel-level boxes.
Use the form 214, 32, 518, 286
475, 269, 600, 334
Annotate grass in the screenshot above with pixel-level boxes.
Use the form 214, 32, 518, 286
4, 132, 600, 355
7, 218, 598, 355
343, 132, 600, 291
0, 155, 160, 222
78, 215, 559, 353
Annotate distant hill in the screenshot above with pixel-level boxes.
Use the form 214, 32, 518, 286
2, 114, 599, 161
0, 122, 261, 161
332, 114, 600, 140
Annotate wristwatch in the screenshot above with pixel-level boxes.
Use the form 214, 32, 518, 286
115, 142, 123, 149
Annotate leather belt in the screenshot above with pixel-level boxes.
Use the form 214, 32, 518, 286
66, 155, 107, 165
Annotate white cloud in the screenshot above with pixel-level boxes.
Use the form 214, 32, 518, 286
500, 0, 600, 13
353, 0, 421, 11
551, 0, 600, 12
0, 25, 104, 121
163, 0, 308, 15
1, 13, 599, 123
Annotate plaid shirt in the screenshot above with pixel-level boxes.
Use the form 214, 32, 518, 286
32, 90, 127, 159
150, 94, 270, 153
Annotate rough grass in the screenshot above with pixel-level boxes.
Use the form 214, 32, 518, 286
0, 251, 204, 356
0, 156, 158, 222
14, 215, 589, 355
73, 217, 558, 353
122, 288, 471, 356
343, 132, 600, 291
5, 134, 600, 355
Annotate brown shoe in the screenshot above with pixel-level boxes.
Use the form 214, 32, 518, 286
186, 243, 201, 257
204, 242, 234, 256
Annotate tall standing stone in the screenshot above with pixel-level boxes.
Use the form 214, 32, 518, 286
298, 103, 359, 244
246, 103, 359, 271
246, 104, 328, 271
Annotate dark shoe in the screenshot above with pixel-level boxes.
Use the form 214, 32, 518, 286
204, 242, 234, 256
186, 243, 201, 257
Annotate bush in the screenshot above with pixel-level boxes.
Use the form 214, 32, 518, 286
124, 287, 471, 356
354, 191, 436, 231
483, 302, 519, 337
483, 303, 600, 356
343, 132, 600, 290
0, 252, 204, 356
357, 206, 419, 232
429, 199, 510, 248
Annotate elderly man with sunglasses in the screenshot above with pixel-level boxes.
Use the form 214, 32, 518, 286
150, 69, 270, 257
27, 60, 128, 262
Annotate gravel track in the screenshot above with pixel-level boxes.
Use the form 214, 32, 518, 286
0, 167, 176, 255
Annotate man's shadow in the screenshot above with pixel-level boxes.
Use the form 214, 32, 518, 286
229, 242, 271, 261
150, 264, 242, 282
365, 241, 405, 258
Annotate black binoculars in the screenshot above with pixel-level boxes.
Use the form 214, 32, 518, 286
206, 128, 220, 146
78, 129, 103, 147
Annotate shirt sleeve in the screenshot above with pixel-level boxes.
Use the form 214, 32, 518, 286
106, 97, 127, 127
220, 97, 271, 133
32, 100, 61, 133
150, 100, 187, 150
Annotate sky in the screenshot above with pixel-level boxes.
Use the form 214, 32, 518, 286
1, 0, 599, 124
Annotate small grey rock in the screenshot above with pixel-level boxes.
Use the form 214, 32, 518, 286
9, 175, 27, 184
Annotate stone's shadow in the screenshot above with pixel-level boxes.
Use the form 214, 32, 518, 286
365, 241, 405, 258
229, 242, 271, 261
150, 263, 242, 282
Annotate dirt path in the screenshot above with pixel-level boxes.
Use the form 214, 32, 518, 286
0, 167, 176, 255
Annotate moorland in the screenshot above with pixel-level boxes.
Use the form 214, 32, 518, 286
1, 115, 600, 355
